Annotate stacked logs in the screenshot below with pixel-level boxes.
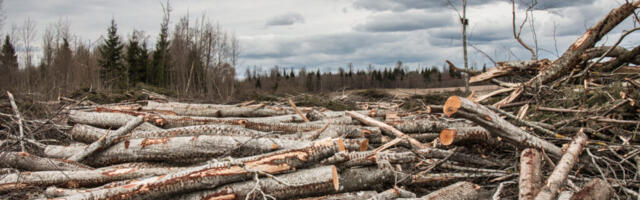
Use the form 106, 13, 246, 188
1, 1, 639, 199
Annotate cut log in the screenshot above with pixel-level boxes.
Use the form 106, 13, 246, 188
71, 124, 271, 143
394, 119, 472, 133
569, 178, 613, 200
0, 151, 93, 171
95, 107, 167, 127
323, 148, 504, 168
68, 110, 161, 131
144, 101, 294, 117
161, 114, 306, 128
346, 111, 427, 149
68, 116, 144, 162
534, 131, 589, 200
519, 148, 542, 200
0, 167, 185, 192
414, 181, 480, 200
444, 96, 563, 157
55, 138, 344, 200
174, 165, 339, 200
439, 126, 496, 146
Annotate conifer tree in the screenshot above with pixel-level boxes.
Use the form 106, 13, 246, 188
98, 19, 127, 89
0, 35, 18, 72
152, 1, 172, 87
126, 32, 149, 85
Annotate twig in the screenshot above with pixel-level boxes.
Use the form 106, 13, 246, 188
309, 120, 331, 140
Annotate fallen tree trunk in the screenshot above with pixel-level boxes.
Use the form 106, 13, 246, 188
519, 148, 542, 200
534, 131, 588, 200
68, 117, 143, 162
0, 151, 93, 171
68, 111, 161, 131
0, 166, 185, 192
444, 96, 563, 157
56, 138, 345, 200
323, 148, 504, 167
393, 119, 472, 133
370, 187, 417, 200
346, 111, 427, 149
174, 165, 339, 200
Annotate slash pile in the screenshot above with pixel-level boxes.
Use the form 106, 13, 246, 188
1, 1, 640, 199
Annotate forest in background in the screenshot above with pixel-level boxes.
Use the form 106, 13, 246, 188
0, 1, 480, 103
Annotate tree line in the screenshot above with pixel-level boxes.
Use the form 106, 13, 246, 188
0, 1, 239, 101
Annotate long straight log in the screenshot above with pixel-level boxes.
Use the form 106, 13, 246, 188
346, 111, 427, 149
144, 101, 295, 117
68, 110, 161, 131
0, 151, 93, 171
174, 165, 339, 200
534, 131, 588, 200
71, 124, 271, 143
68, 117, 144, 162
161, 114, 306, 128
0, 167, 185, 192
444, 96, 563, 157
394, 119, 472, 133
56, 138, 345, 200
519, 148, 542, 200
323, 148, 504, 167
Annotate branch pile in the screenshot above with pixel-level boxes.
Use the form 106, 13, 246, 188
1, 1, 640, 199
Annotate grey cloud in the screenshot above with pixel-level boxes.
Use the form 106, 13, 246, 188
265, 13, 305, 26
355, 11, 453, 32
353, 0, 503, 12
534, 0, 597, 9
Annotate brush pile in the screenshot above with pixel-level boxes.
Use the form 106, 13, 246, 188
1, 1, 640, 200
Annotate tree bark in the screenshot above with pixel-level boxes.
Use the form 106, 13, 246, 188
370, 187, 416, 200
299, 191, 378, 200
394, 119, 471, 133
0, 167, 184, 192
68, 116, 144, 162
0, 151, 93, 171
174, 165, 339, 200
569, 178, 613, 200
346, 111, 427, 149
415, 181, 480, 200
56, 138, 344, 200
68, 110, 161, 131
439, 126, 496, 146
323, 148, 504, 168
534, 131, 588, 200
444, 96, 563, 157
519, 148, 542, 200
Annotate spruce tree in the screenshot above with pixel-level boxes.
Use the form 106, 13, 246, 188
126, 33, 149, 85
0, 35, 18, 72
152, 3, 171, 87
98, 19, 127, 89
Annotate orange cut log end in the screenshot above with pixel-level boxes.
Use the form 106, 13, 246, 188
331, 165, 340, 191
440, 129, 458, 146
444, 96, 463, 117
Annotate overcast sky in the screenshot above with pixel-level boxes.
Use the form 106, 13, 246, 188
4, 0, 640, 75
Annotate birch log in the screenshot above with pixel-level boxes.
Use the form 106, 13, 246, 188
534, 131, 588, 200
519, 148, 542, 200
174, 165, 339, 200
346, 111, 427, 149
444, 96, 563, 157
68, 116, 144, 162
55, 138, 344, 200
394, 119, 472, 133
0, 151, 93, 171
68, 110, 161, 131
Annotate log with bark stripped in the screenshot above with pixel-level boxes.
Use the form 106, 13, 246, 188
444, 96, 563, 157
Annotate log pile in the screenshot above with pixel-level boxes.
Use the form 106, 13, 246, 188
1, 2, 640, 199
